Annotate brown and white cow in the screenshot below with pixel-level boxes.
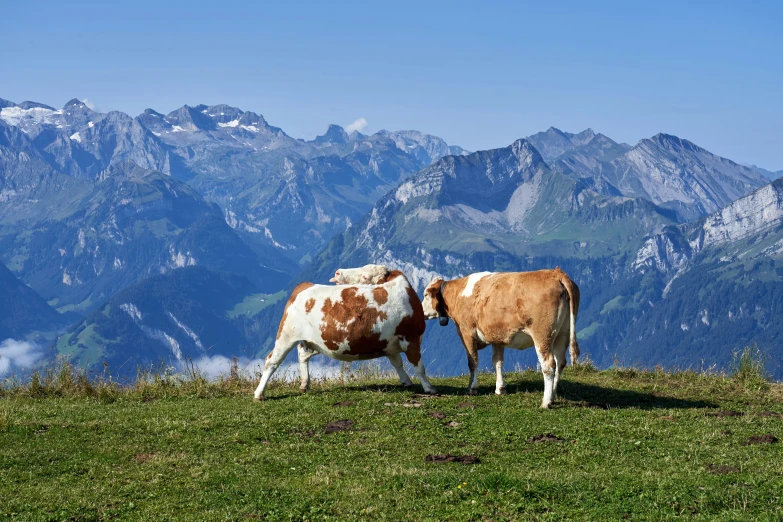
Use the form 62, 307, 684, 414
253, 270, 437, 400
421, 268, 580, 408
329, 264, 389, 285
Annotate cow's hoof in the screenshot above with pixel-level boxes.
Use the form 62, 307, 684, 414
540, 403, 552, 410
253, 396, 263, 402
402, 382, 414, 389
496, 387, 507, 395
424, 388, 439, 395
467, 389, 478, 396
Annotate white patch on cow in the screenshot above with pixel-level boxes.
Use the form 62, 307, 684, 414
476, 328, 488, 344
461, 272, 494, 297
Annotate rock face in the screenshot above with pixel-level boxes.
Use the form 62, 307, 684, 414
530, 128, 767, 222
635, 179, 783, 274
306, 138, 677, 292
607, 134, 768, 221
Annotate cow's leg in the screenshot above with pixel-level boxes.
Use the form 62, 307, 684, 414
492, 345, 506, 395
253, 340, 299, 401
297, 342, 317, 393
534, 336, 556, 409
457, 328, 481, 395
387, 352, 414, 388
551, 330, 569, 402
402, 338, 437, 394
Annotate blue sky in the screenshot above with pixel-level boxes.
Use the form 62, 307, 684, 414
3, 1, 782, 169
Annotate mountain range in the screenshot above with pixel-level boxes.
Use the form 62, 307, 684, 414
1, 96, 780, 378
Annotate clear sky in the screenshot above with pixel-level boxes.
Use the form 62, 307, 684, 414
3, 1, 782, 169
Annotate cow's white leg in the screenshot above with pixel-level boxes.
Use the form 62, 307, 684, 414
411, 360, 437, 394
551, 332, 568, 401
402, 337, 438, 394
492, 345, 506, 395
535, 345, 556, 409
387, 352, 414, 388
254, 340, 298, 401
297, 343, 316, 393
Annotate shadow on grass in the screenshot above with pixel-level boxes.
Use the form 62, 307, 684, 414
279, 379, 717, 410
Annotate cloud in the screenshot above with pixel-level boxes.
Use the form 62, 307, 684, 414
81, 98, 96, 110
345, 117, 368, 134
0, 339, 44, 376
181, 354, 346, 382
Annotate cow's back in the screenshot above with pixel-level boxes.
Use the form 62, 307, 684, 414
460, 271, 568, 345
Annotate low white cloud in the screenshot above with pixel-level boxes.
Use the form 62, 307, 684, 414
345, 117, 368, 134
0, 339, 44, 376
81, 98, 97, 110
181, 354, 346, 382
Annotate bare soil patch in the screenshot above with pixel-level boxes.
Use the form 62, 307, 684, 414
425, 454, 480, 465
325, 420, 354, 433
528, 433, 566, 443
746, 434, 778, 445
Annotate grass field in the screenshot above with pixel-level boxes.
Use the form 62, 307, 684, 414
1, 363, 782, 521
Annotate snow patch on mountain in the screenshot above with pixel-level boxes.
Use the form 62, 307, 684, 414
0, 106, 63, 128
167, 312, 204, 351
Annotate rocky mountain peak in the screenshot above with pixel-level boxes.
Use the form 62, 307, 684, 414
314, 124, 349, 145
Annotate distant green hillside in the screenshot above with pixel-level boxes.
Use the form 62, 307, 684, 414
57, 266, 273, 372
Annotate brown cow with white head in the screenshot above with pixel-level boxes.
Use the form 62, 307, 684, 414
421, 268, 580, 408
253, 268, 437, 400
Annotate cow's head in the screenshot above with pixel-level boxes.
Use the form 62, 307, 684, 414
423, 277, 450, 326
329, 264, 390, 284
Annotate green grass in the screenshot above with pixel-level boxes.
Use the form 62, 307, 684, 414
600, 295, 624, 315
1, 366, 782, 521
55, 296, 93, 314
227, 290, 287, 318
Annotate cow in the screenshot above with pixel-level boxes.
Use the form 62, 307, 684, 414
253, 270, 437, 400
330, 264, 389, 285
421, 268, 580, 408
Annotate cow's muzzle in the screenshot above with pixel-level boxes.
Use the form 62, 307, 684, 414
439, 317, 450, 326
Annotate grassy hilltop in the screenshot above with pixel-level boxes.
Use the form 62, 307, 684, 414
1, 361, 782, 521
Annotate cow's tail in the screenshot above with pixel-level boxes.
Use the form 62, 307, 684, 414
556, 268, 580, 364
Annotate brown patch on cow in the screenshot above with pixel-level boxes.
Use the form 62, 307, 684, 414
333, 401, 355, 407
746, 434, 778, 445
425, 454, 480, 465
372, 287, 388, 305
707, 410, 744, 418
277, 282, 315, 339
320, 287, 388, 354
378, 270, 404, 283
325, 419, 354, 433
527, 433, 565, 443
428, 411, 447, 419
759, 411, 782, 418
134, 453, 156, 463
394, 286, 426, 365
304, 298, 316, 313
706, 463, 739, 474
